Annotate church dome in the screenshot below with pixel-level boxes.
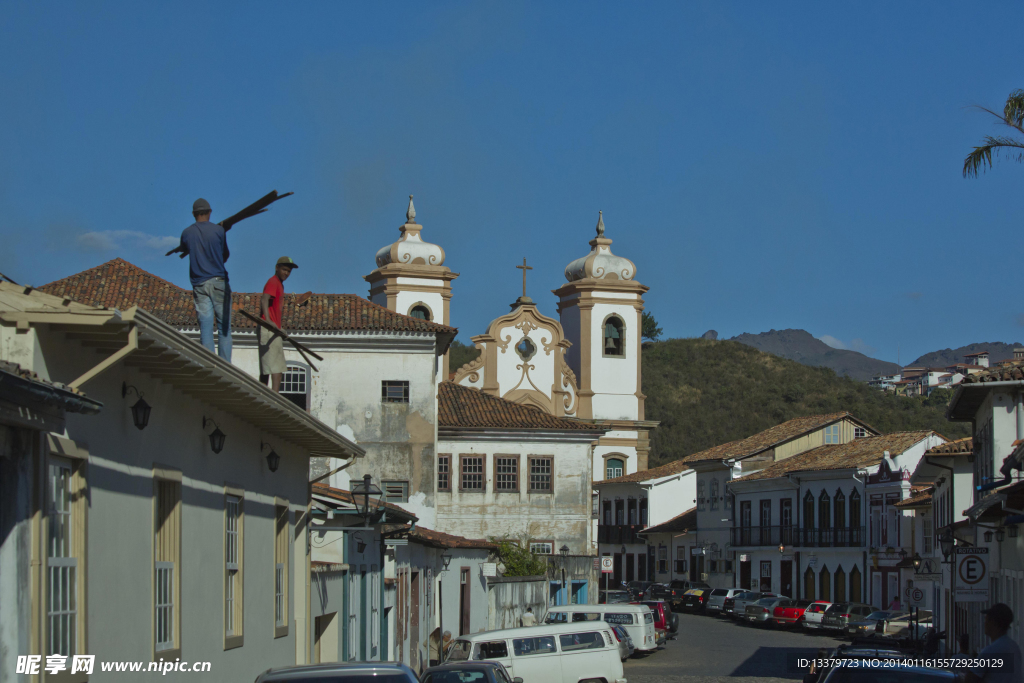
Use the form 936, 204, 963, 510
564, 211, 636, 282
375, 195, 446, 268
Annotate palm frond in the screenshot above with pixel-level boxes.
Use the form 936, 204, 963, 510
1004, 89, 1024, 131
963, 136, 1024, 177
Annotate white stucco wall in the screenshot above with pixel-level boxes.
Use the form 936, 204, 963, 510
436, 437, 594, 554
588, 302, 638, 421
494, 322, 558, 402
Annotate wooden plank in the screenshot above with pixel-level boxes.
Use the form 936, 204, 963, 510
236, 309, 324, 366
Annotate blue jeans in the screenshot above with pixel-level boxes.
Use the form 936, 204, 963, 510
193, 278, 232, 361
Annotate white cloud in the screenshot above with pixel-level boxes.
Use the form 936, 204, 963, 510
76, 231, 178, 252
818, 334, 877, 356
819, 334, 846, 350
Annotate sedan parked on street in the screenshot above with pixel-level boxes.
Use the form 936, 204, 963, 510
744, 596, 790, 626
648, 583, 685, 610
421, 662, 521, 683
801, 601, 833, 631
600, 590, 632, 605
773, 599, 813, 627
728, 591, 778, 618
844, 610, 907, 639
680, 588, 711, 613
707, 588, 744, 615
821, 603, 874, 632
258, 662, 421, 683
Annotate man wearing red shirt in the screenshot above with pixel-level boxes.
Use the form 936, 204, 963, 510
259, 256, 298, 390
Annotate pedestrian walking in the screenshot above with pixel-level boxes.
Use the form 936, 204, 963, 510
177, 198, 232, 360
259, 257, 298, 390
967, 603, 1022, 683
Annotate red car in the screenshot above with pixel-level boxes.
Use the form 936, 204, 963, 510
773, 599, 813, 627
632, 600, 674, 642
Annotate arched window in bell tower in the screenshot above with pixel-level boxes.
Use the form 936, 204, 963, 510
409, 304, 432, 321
603, 315, 625, 357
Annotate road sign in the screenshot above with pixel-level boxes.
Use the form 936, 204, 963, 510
908, 586, 925, 605
600, 556, 614, 574
954, 547, 989, 602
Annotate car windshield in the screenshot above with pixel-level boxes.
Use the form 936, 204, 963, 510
710, 589, 729, 596
427, 671, 490, 683
294, 676, 412, 683
604, 591, 630, 603
756, 598, 777, 606
866, 611, 900, 620
448, 641, 473, 662
828, 603, 850, 613
627, 581, 648, 588
825, 667, 953, 683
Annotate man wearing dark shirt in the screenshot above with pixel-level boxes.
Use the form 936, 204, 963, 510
259, 256, 298, 390
178, 198, 232, 361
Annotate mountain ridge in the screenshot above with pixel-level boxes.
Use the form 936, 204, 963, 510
729, 328, 899, 381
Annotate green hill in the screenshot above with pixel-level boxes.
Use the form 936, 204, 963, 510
643, 338, 969, 467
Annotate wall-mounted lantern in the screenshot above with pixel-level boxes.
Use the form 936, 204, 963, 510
121, 382, 151, 430
202, 416, 226, 454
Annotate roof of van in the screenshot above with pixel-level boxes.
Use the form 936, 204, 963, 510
454, 622, 616, 640
546, 604, 650, 612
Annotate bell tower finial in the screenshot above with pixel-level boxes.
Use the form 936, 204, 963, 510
596, 210, 605, 237
406, 194, 416, 224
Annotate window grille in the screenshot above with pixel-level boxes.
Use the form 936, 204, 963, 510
495, 457, 519, 491
529, 457, 552, 492
461, 456, 483, 490
48, 461, 76, 657
381, 381, 410, 403
438, 455, 450, 491
530, 542, 553, 555
383, 481, 409, 503
155, 562, 175, 651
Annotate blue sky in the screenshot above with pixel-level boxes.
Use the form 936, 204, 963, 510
1, 2, 1021, 364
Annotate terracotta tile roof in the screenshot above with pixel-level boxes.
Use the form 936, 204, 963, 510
680, 412, 875, 464
961, 360, 1024, 384
39, 258, 455, 336
0, 360, 103, 413
735, 431, 937, 481
924, 437, 972, 457
895, 486, 934, 508
640, 507, 697, 535
598, 445, 743, 484
437, 381, 604, 431
312, 483, 418, 522
382, 523, 497, 550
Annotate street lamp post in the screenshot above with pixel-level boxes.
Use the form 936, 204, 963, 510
559, 545, 570, 605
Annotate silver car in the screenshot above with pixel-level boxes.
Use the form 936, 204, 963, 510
728, 591, 777, 618
706, 588, 744, 615
256, 662, 420, 683
744, 596, 789, 626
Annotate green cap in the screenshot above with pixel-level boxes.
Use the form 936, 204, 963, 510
277, 256, 298, 269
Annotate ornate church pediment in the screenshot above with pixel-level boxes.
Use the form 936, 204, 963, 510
452, 298, 579, 417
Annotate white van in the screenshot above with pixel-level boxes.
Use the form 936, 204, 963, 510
544, 604, 657, 653
446, 622, 627, 683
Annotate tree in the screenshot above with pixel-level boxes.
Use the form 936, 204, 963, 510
641, 311, 663, 342
494, 540, 548, 577
963, 89, 1024, 177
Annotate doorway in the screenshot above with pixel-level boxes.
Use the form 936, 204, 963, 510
626, 554, 635, 582
760, 561, 772, 592
740, 560, 751, 590
459, 567, 470, 635
314, 612, 338, 663
410, 571, 420, 670
780, 560, 793, 597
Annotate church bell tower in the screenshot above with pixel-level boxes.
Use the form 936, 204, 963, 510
364, 196, 458, 377
553, 211, 652, 475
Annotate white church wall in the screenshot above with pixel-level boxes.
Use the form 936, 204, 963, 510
594, 431, 639, 478
648, 470, 695, 527
588, 302, 638, 420
396, 289, 445, 324
435, 438, 594, 554
494, 323, 558, 402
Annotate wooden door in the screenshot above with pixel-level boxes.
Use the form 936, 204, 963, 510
459, 567, 470, 635
760, 560, 772, 592
411, 572, 420, 670
740, 560, 751, 590
780, 560, 793, 597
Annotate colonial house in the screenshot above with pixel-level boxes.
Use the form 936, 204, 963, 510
0, 282, 363, 678
727, 431, 944, 604
893, 484, 938, 613
637, 508, 698, 586
592, 460, 695, 587
678, 412, 880, 589
945, 361, 1024, 653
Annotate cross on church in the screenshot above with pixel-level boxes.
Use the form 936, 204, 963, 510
516, 258, 532, 299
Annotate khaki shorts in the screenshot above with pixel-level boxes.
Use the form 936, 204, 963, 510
259, 326, 286, 375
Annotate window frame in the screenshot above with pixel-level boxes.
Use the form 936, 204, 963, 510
279, 362, 311, 411
274, 501, 290, 638
153, 469, 182, 660
437, 454, 451, 492
493, 454, 520, 492
601, 314, 627, 358
381, 380, 410, 404
46, 455, 86, 663
382, 480, 410, 503
459, 454, 485, 492
529, 541, 554, 555
528, 456, 553, 493
824, 424, 840, 444
224, 489, 244, 650
605, 457, 624, 480
407, 302, 433, 321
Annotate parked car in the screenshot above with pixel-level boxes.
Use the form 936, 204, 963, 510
446, 622, 628, 683
669, 579, 710, 593
728, 591, 777, 618
632, 600, 671, 643
773, 599, 813, 627
882, 611, 934, 639
706, 588, 745, 615
648, 583, 685, 609
801, 601, 833, 631
821, 603, 874, 632
803, 644, 921, 683
844, 610, 907, 639
257, 662, 421, 683
625, 580, 655, 600
608, 625, 634, 661
421, 662, 521, 683
680, 588, 711, 613
600, 590, 632, 605
820, 665, 962, 683
640, 599, 678, 634
744, 596, 789, 626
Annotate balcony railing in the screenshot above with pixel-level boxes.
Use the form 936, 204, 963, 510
597, 524, 644, 545
730, 525, 866, 548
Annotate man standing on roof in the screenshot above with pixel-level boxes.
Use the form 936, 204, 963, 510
178, 198, 232, 360
260, 257, 298, 391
